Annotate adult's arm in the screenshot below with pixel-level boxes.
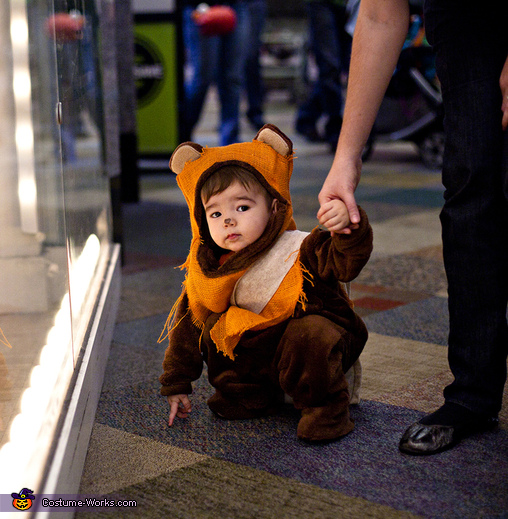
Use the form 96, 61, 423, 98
318, 0, 410, 229
500, 55, 508, 130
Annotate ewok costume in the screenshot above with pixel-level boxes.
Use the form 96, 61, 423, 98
159, 124, 373, 441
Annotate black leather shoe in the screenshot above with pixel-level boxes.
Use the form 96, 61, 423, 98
399, 415, 499, 455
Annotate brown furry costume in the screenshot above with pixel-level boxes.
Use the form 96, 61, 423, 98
159, 124, 373, 442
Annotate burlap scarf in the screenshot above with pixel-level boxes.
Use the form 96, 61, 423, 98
186, 230, 310, 359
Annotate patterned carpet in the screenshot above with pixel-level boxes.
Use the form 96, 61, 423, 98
78, 97, 508, 519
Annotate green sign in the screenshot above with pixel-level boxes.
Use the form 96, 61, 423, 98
134, 22, 179, 155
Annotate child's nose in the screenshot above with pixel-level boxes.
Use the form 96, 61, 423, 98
224, 217, 235, 227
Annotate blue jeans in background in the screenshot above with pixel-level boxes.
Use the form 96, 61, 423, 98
182, 2, 249, 146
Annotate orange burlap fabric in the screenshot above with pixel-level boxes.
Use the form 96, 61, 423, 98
163, 139, 308, 360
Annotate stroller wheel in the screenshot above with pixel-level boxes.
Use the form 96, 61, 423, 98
418, 131, 445, 170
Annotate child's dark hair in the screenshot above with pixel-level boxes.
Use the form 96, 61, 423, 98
201, 165, 273, 205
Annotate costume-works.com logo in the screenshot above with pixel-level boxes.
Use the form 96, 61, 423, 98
11, 488, 35, 510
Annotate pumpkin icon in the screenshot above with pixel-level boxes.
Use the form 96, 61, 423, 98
11, 488, 35, 510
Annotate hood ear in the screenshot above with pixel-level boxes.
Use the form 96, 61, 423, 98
254, 124, 293, 157
169, 142, 204, 174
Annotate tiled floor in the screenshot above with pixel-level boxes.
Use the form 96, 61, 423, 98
77, 89, 508, 518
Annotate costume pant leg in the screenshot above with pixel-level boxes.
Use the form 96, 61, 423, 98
201, 313, 287, 419
275, 314, 366, 441
424, 0, 508, 416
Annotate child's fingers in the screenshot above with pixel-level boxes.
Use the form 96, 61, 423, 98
326, 218, 357, 234
177, 398, 192, 418
321, 213, 347, 229
169, 396, 192, 425
168, 401, 179, 426
181, 395, 192, 413
317, 201, 335, 220
318, 210, 338, 228
321, 213, 340, 225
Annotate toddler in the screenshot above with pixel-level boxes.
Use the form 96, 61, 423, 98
159, 124, 373, 442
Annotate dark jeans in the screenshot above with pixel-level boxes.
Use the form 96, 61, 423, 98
181, 2, 249, 146
244, 0, 266, 127
296, 1, 351, 140
424, 0, 508, 415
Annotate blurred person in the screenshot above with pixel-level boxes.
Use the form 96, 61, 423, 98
181, 1, 249, 146
318, 0, 508, 455
295, 0, 352, 150
244, 0, 267, 130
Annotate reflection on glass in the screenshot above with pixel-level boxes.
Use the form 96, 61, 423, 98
0, 0, 112, 492
51, 0, 111, 349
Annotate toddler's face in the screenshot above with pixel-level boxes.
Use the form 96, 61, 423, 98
202, 181, 276, 252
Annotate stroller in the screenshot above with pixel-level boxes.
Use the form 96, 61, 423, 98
362, 13, 444, 169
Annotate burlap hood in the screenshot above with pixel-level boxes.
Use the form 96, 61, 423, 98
170, 124, 297, 275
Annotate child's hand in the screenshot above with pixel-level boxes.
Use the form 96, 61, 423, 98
167, 394, 192, 426
317, 199, 357, 234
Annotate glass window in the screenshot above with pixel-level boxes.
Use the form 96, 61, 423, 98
0, 0, 114, 492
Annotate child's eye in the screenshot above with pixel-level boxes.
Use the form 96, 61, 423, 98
209, 211, 221, 219
237, 205, 250, 212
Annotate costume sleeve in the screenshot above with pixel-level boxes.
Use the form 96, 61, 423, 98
301, 206, 373, 284
159, 291, 204, 396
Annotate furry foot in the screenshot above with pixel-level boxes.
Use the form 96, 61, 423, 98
297, 402, 354, 443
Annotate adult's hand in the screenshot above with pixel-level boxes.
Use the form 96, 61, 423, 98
318, 156, 362, 231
